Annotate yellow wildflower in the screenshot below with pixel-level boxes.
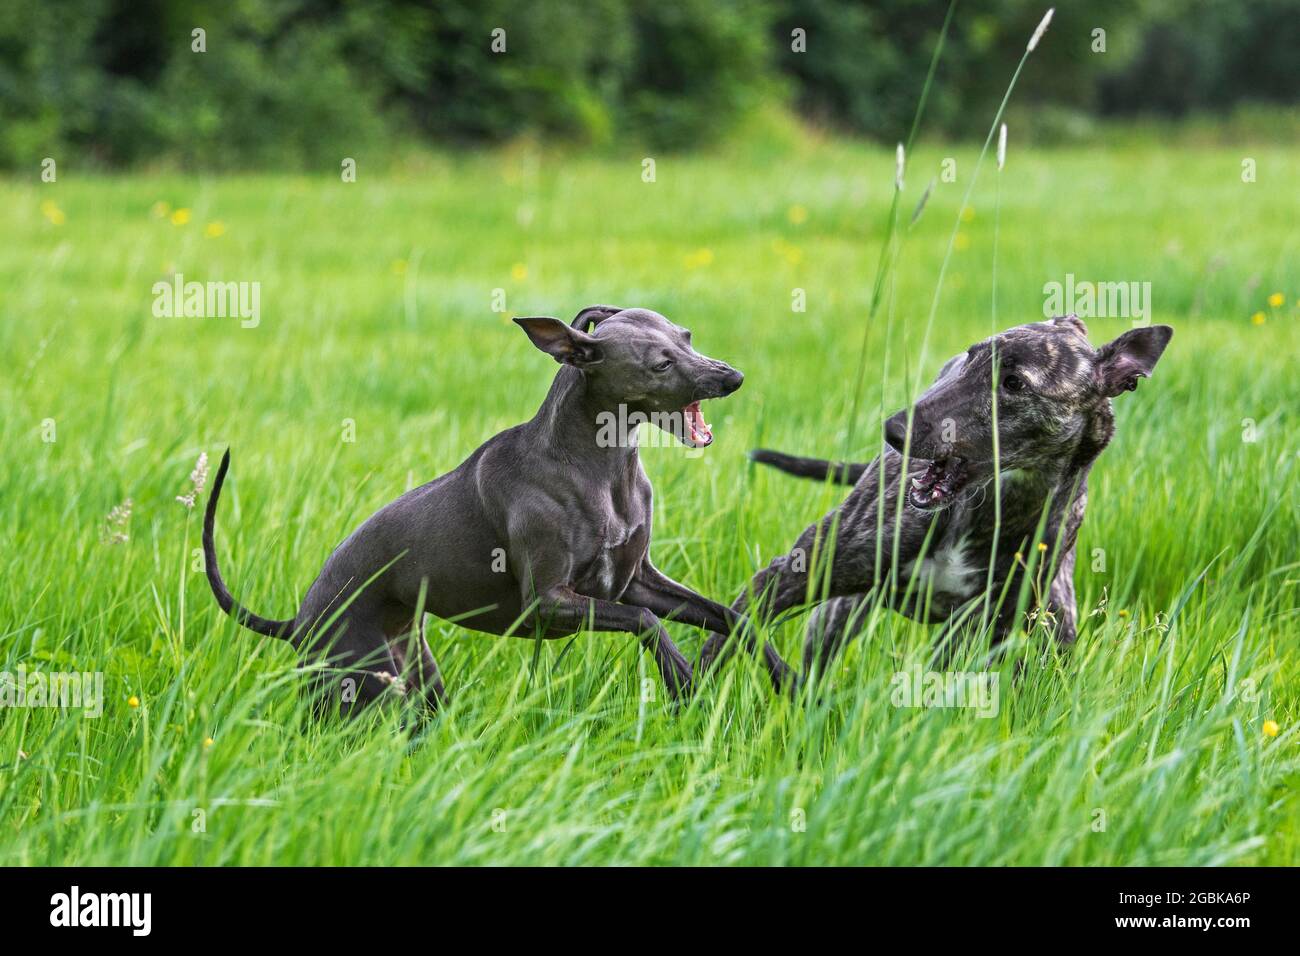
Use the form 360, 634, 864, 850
40, 200, 66, 225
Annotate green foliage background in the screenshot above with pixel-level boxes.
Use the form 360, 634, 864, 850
2, 0, 1297, 169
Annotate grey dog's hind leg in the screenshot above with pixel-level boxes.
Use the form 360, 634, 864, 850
388, 618, 448, 714
303, 620, 407, 719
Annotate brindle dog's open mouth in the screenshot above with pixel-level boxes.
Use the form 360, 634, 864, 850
909, 456, 968, 510
682, 401, 713, 447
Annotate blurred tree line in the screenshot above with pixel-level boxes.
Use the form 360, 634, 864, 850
2, 0, 1296, 169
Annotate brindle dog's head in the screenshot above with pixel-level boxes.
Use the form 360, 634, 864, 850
515, 305, 743, 448
884, 316, 1172, 511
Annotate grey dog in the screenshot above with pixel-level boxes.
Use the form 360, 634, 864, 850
204, 305, 789, 716
701, 315, 1172, 683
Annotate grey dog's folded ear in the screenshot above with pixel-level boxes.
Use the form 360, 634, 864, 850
515, 316, 604, 367
570, 305, 623, 331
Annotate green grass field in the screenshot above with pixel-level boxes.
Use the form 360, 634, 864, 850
2, 138, 1297, 865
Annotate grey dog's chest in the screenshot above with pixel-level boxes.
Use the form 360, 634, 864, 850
572, 483, 651, 600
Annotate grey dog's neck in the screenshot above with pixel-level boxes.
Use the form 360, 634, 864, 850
532, 365, 637, 465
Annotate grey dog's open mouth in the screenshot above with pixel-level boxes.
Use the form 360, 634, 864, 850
909, 456, 967, 510
683, 401, 713, 447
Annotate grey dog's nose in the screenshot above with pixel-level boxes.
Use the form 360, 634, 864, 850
720, 368, 744, 395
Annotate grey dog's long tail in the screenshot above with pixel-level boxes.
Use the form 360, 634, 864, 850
749, 448, 867, 485
203, 449, 296, 640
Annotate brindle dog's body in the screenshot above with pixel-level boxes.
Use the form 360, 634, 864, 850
702, 316, 1172, 683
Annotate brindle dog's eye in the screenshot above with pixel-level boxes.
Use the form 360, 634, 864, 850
1003, 373, 1025, 392
654, 360, 674, 372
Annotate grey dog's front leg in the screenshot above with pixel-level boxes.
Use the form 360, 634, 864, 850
535, 584, 693, 699
622, 563, 739, 632
622, 562, 793, 691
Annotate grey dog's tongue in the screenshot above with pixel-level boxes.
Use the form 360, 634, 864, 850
685, 401, 712, 445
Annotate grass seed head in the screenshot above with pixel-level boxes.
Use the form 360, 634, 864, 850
1028, 8, 1054, 52
177, 452, 209, 509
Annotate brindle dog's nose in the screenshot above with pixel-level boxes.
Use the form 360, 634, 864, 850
884, 410, 927, 453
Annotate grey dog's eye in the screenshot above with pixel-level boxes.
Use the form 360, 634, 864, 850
1002, 373, 1026, 392
654, 360, 674, 372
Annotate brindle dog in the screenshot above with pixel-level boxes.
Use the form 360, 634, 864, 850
701, 315, 1172, 685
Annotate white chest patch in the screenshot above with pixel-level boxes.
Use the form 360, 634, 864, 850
908, 542, 979, 599
593, 525, 635, 596
594, 551, 616, 593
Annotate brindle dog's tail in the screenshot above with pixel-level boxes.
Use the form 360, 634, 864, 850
749, 448, 867, 485
203, 449, 297, 641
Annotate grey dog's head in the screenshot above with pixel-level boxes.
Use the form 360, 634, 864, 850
515, 305, 743, 448
884, 315, 1173, 511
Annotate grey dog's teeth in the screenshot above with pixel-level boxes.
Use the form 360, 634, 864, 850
912, 477, 924, 490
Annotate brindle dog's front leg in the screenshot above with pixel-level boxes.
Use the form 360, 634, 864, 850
803, 591, 875, 678
699, 472, 920, 693
622, 560, 793, 691
698, 502, 853, 681
697, 548, 824, 695
980, 542, 1079, 657
1045, 546, 1078, 646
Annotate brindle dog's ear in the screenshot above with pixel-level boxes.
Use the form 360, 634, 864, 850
570, 305, 623, 331
514, 317, 604, 367
1053, 314, 1090, 339
1095, 325, 1173, 397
